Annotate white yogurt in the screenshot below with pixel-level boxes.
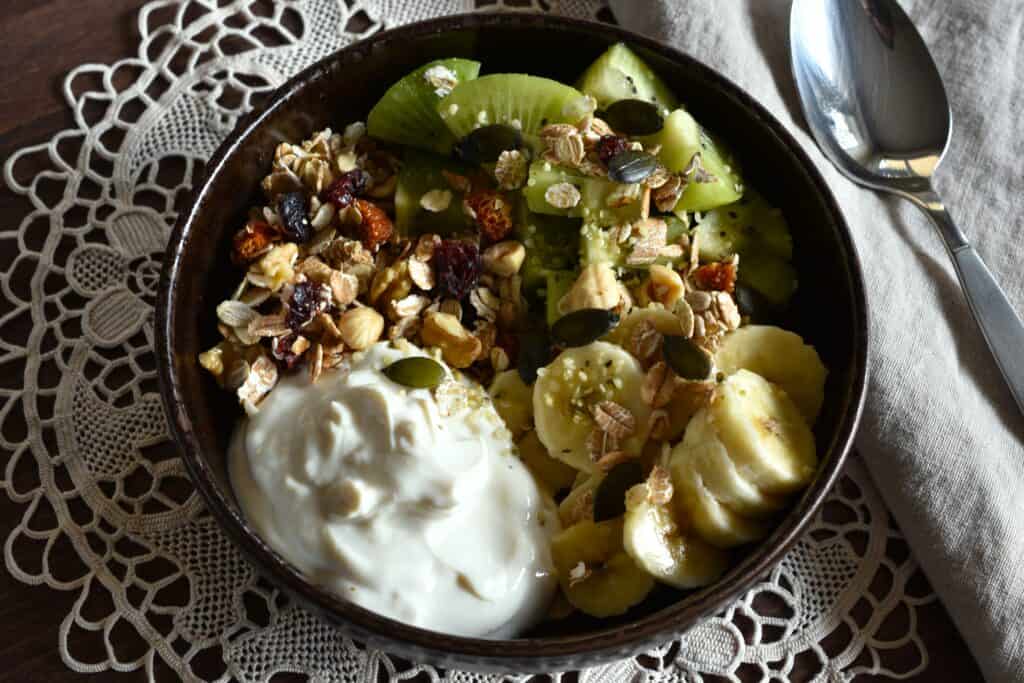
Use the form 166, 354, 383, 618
229, 341, 558, 637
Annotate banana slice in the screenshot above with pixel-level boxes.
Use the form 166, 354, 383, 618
517, 430, 577, 495
533, 341, 652, 472
708, 370, 817, 495
550, 519, 655, 617
671, 458, 772, 548
489, 369, 534, 438
623, 481, 728, 589
714, 325, 827, 423
676, 410, 787, 518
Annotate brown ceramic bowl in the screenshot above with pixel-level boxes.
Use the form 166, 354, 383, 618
156, 12, 867, 674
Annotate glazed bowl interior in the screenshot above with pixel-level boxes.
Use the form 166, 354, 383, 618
157, 12, 866, 673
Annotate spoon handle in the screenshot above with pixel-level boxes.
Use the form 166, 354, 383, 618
910, 188, 1024, 414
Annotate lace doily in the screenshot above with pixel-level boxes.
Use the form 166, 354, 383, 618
0, 1, 934, 680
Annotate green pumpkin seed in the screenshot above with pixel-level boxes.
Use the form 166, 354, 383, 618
734, 284, 778, 323
662, 335, 713, 380
604, 98, 665, 135
382, 357, 446, 389
593, 461, 645, 522
516, 331, 551, 385
606, 150, 658, 184
551, 308, 620, 348
455, 124, 523, 164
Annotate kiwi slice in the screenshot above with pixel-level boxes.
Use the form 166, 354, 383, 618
367, 58, 481, 155
642, 109, 744, 213
394, 150, 474, 236
577, 43, 678, 110
523, 161, 646, 226
544, 270, 578, 326
694, 191, 793, 263
516, 204, 581, 292
438, 74, 586, 140
737, 254, 798, 307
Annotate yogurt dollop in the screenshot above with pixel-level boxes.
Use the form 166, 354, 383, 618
229, 342, 558, 637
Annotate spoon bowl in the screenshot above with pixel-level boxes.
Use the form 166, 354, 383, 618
790, 0, 1024, 413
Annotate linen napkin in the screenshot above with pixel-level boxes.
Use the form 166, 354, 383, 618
607, 1, 1024, 679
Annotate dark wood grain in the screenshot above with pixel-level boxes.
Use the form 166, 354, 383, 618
0, 1, 983, 681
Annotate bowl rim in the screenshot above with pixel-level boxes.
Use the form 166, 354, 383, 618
156, 10, 868, 673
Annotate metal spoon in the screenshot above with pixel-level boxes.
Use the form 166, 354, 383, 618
790, 0, 1024, 414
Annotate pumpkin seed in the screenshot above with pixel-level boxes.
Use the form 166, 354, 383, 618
382, 357, 446, 389
662, 335, 713, 380
593, 461, 644, 522
454, 124, 523, 164
517, 331, 551, 385
604, 98, 664, 135
551, 308, 620, 348
734, 284, 778, 323
607, 150, 659, 184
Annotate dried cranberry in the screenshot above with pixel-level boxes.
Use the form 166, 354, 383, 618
271, 333, 304, 370
596, 135, 631, 165
433, 240, 481, 301
285, 281, 332, 331
278, 191, 313, 243
323, 169, 368, 209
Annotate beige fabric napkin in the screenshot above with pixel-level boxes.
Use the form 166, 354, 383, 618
608, 1, 1024, 680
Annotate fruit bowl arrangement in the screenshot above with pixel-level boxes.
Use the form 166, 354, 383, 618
158, 13, 866, 673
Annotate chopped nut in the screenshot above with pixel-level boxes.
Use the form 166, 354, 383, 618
693, 314, 706, 339
237, 354, 278, 414
388, 293, 431, 321
338, 307, 384, 350
368, 260, 412, 307
388, 315, 422, 341
420, 189, 453, 213
686, 289, 713, 312
490, 346, 510, 372
439, 298, 462, 320
481, 241, 526, 277
421, 311, 482, 368
296, 256, 334, 283
591, 401, 636, 439
642, 361, 680, 408
308, 342, 324, 382
469, 287, 500, 322
544, 182, 582, 210
494, 149, 528, 190
642, 265, 685, 309
249, 243, 298, 291
558, 263, 621, 315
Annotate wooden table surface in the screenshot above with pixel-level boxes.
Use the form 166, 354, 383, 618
0, 2, 985, 681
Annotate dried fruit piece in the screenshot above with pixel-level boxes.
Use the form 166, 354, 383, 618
383, 356, 446, 389
434, 240, 482, 300
464, 189, 514, 242
596, 134, 630, 164
278, 191, 313, 243
351, 198, 394, 250
693, 260, 738, 293
323, 169, 368, 209
232, 220, 278, 265
285, 281, 332, 331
